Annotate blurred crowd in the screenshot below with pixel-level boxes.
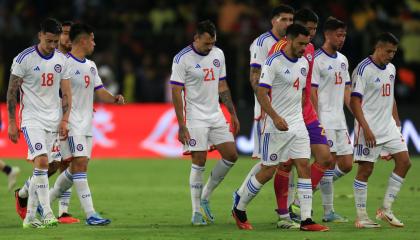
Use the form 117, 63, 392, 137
0, 0, 419, 105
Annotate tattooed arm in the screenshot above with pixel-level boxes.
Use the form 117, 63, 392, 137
219, 80, 240, 135
249, 66, 261, 92
6, 74, 23, 143
59, 79, 72, 139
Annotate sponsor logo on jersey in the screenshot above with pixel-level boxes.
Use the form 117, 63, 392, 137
301, 67, 307, 76
284, 69, 290, 74
54, 64, 62, 73
327, 65, 333, 70
195, 64, 201, 68
75, 70, 81, 75
90, 67, 96, 76
33, 66, 40, 71
375, 77, 381, 83
213, 59, 220, 67
35, 143, 43, 150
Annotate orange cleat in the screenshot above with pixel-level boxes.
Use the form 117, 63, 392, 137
300, 218, 329, 232
14, 188, 27, 220
58, 213, 80, 224
232, 208, 253, 230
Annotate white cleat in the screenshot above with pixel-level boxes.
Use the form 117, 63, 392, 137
355, 217, 381, 229
376, 208, 404, 227
7, 167, 20, 191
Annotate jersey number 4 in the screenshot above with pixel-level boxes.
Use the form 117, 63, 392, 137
293, 78, 300, 90
203, 68, 215, 81
41, 73, 54, 86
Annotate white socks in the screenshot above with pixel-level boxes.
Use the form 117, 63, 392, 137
237, 162, 261, 195
190, 164, 204, 213
236, 175, 262, 211
353, 179, 368, 218
383, 172, 404, 210
320, 170, 334, 215
49, 169, 73, 203
201, 159, 234, 201
73, 172, 95, 218
297, 178, 312, 220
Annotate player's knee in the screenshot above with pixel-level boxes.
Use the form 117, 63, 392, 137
48, 162, 59, 177
224, 151, 238, 163
341, 163, 353, 173
258, 166, 276, 183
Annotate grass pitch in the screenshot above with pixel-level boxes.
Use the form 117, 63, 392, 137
0, 157, 419, 240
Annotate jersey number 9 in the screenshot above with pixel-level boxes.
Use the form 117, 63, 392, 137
84, 75, 90, 88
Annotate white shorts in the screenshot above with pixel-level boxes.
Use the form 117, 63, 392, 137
60, 135, 93, 160
252, 120, 262, 159
260, 130, 311, 166
21, 127, 57, 163
354, 135, 407, 163
325, 129, 353, 155
184, 124, 234, 152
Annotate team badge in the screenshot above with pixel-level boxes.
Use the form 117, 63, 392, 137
341, 62, 346, 70
90, 67, 97, 76
54, 64, 62, 73
189, 139, 197, 147
77, 144, 84, 151
306, 53, 312, 62
390, 74, 395, 81
35, 143, 43, 150
213, 59, 220, 67
362, 148, 370, 156
328, 140, 333, 147
301, 67, 307, 76
270, 153, 278, 161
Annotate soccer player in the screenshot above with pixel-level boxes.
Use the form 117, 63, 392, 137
311, 17, 353, 218
170, 20, 240, 225
351, 32, 410, 228
48, 23, 123, 226
268, 9, 343, 227
13, 20, 80, 224
232, 24, 328, 232
7, 18, 72, 228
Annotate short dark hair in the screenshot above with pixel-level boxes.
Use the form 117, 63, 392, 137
62, 21, 73, 28
376, 32, 399, 45
271, 4, 295, 19
323, 16, 346, 32
286, 23, 310, 39
196, 20, 216, 38
294, 8, 318, 24
40, 18, 62, 34
69, 23, 94, 42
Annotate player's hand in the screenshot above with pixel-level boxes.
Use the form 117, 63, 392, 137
273, 115, 288, 131
178, 125, 191, 145
59, 120, 69, 140
230, 115, 240, 136
8, 122, 19, 143
363, 127, 376, 148
114, 95, 125, 105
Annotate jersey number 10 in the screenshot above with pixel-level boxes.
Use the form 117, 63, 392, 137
382, 83, 391, 96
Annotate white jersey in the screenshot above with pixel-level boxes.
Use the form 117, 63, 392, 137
312, 48, 351, 130
66, 53, 103, 136
351, 57, 399, 144
170, 45, 227, 127
250, 31, 279, 119
259, 50, 308, 133
11, 46, 71, 131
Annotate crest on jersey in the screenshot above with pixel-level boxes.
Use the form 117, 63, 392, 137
390, 74, 395, 81
77, 144, 84, 151
270, 153, 278, 161
213, 59, 220, 67
54, 64, 62, 73
328, 140, 333, 147
301, 67, 307, 76
341, 62, 346, 71
189, 139, 197, 147
306, 53, 312, 62
90, 67, 97, 76
362, 147, 370, 156
35, 143, 43, 150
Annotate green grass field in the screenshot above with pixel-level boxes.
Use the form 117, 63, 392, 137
0, 157, 419, 240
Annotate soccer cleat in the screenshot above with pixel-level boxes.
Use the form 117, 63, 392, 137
288, 203, 301, 223
14, 188, 27, 220
22, 218, 45, 229
277, 218, 300, 229
58, 213, 80, 224
86, 213, 111, 226
376, 208, 404, 227
191, 212, 207, 226
42, 213, 59, 228
322, 211, 349, 223
355, 217, 381, 228
232, 208, 253, 230
200, 199, 215, 223
7, 167, 20, 191
300, 218, 329, 232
